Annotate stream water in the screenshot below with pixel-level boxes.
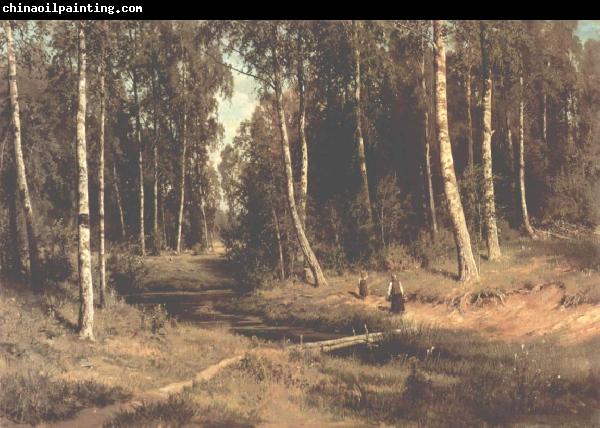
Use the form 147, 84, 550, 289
125, 288, 341, 344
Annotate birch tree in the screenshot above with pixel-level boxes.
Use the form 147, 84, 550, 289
433, 20, 479, 282
352, 20, 373, 224
97, 24, 107, 307
295, 24, 309, 227
76, 23, 94, 340
420, 36, 438, 238
479, 22, 501, 260
3, 20, 42, 291
271, 25, 328, 286
518, 72, 536, 237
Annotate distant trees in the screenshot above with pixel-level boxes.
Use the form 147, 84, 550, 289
1, 19, 600, 301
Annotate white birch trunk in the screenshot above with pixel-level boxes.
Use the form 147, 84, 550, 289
4, 20, 42, 291
433, 20, 479, 282
76, 24, 94, 340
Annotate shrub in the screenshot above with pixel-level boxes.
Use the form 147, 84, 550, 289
105, 393, 196, 428
412, 229, 455, 268
0, 371, 130, 425
373, 244, 421, 272
108, 243, 148, 295
39, 219, 75, 287
106, 393, 258, 428
140, 304, 169, 335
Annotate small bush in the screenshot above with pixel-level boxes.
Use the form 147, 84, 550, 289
108, 243, 148, 294
372, 244, 421, 272
191, 243, 206, 256
39, 219, 75, 286
105, 393, 196, 428
0, 371, 130, 425
412, 228, 455, 268
403, 357, 432, 405
105, 393, 258, 428
140, 304, 169, 335
40, 250, 73, 286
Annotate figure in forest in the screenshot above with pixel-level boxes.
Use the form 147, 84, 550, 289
357, 270, 369, 299
387, 273, 405, 313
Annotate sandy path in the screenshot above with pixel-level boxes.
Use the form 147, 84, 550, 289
40, 354, 245, 428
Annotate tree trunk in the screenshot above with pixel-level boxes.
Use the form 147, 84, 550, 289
433, 20, 479, 282
479, 23, 501, 261
502, 75, 515, 196
97, 59, 107, 308
200, 193, 210, 250
542, 59, 549, 144
296, 32, 308, 227
152, 72, 160, 255
161, 191, 167, 248
271, 27, 327, 287
175, 110, 187, 254
272, 207, 285, 280
133, 74, 145, 255
542, 92, 547, 144
566, 91, 575, 146
518, 73, 535, 238
4, 21, 42, 291
175, 54, 187, 254
111, 147, 125, 240
421, 43, 438, 238
352, 20, 373, 224
6, 167, 26, 276
466, 69, 474, 170
76, 24, 94, 340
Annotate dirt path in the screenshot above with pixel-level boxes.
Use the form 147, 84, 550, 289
41, 354, 246, 428
146, 248, 600, 346
33, 247, 600, 426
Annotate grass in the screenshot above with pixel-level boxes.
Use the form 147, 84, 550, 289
314, 328, 600, 426
218, 235, 600, 341
106, 392, 259, 428
0, 371, 130, 425
105, 326, 600, 427
0, 276, 250, 425
3, 236, 600, 426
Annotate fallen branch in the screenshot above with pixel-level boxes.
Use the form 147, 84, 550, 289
288, 329, 403, 353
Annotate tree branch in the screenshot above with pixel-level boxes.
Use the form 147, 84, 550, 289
202, 48, 273, 89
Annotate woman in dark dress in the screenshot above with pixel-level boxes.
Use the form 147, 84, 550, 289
387, 273, 405, 313
358, 270, 369, 299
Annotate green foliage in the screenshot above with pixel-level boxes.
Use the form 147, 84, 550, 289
107, 243, 148, 294
39, 220, 75, 287
371, 243, 421, 272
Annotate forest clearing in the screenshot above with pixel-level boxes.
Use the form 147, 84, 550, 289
1, 19, 600, 426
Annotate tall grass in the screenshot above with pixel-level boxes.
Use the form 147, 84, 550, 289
0, 371, 130, 425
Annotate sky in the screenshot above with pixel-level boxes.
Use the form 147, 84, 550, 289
210, 53, 259, 169
210, 20, 600, 194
